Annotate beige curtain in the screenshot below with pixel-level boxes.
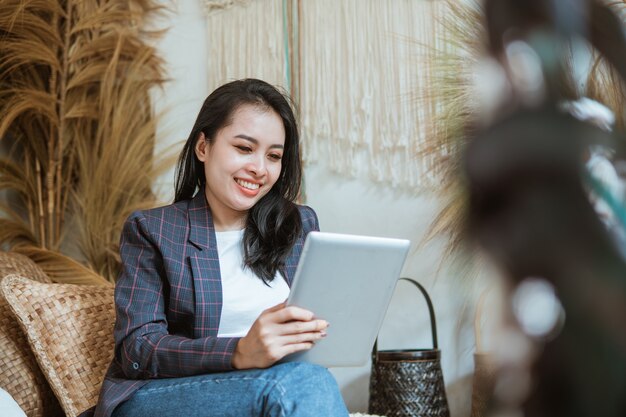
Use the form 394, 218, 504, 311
204, 0, 444, 190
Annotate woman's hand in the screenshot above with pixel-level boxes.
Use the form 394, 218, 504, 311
231, 302, 328, 369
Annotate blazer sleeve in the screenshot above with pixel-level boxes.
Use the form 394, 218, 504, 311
113, 212, 239, 379
299, 205, 320, 234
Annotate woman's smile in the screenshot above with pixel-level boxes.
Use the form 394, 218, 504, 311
235, 178, 261, 190
235, 178, 262, 196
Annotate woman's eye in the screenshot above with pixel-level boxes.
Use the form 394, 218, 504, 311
236, 145, 252, 153
269, 153, 282, 161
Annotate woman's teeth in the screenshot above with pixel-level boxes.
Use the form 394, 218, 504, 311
236, 179, 260, 190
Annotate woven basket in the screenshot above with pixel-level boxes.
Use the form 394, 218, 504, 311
368, 278, 450, 417
0, 252, 64, 417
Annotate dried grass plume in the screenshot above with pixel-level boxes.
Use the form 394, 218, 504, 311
0, 0, 174, 284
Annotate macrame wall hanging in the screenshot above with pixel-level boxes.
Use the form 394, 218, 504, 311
204, 0, 446, 190
205, 0, 290, 93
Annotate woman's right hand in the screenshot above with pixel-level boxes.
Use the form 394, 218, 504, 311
231, 302, 329, 369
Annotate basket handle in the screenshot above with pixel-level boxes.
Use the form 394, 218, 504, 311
373, 277, 439, 357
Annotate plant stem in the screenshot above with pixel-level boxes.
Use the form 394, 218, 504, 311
35, 159, 45, 248
56, 0, 74, 247
47, 3, 61, 250
24, 150, 35, 234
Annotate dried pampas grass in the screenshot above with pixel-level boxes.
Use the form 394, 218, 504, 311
586, 1, 626, 130
0, 0, 173, 284
419, 0, 485, 266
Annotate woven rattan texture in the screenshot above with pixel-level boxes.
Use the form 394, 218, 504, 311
0, 252, 64, 417
369, 359, 450, 417
1, 275, 115, 417
0, 252, 51, 283
470, 353, 497, 417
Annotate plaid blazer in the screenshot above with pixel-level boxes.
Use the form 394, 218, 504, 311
93, 191, 319, 417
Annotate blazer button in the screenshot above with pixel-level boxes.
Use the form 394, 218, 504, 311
132, 362, 140, 370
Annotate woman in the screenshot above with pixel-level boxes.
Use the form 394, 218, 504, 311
94, 79, 349, 417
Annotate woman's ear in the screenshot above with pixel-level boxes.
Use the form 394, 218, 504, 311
195, 132, 208, 162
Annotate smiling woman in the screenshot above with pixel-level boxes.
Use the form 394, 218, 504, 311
195, 104, 285, 231
92, 79, 349, 417
175, 79, 304, 283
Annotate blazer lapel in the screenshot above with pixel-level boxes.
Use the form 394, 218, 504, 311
187, 191, 223, 338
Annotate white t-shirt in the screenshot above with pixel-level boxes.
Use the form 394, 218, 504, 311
215, 230, 290, 338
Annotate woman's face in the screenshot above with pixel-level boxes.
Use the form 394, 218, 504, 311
195, 104, 285, 229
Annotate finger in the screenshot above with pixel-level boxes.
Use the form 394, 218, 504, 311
280, 341, 316, 357
263, 301, 287, 314
280, 330, 327, 345
271, 305, 316, 323
277, 319, 329, 336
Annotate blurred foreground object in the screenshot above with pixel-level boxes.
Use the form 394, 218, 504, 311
563, 98, 626, 244
464, 0, 626, 416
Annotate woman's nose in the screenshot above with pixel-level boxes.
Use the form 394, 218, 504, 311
245, 154, 265, 176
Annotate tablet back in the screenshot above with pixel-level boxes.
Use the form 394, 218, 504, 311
283, 232, 410, 367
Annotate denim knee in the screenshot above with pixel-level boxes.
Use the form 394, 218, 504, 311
272, 362, 334, 386
269, 362, 343, 401
265, 362, 347, 416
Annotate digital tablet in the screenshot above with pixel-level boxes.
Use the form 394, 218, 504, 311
282, 231, 411, 367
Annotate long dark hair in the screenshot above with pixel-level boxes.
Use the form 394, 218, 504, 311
174, 79, 302, 282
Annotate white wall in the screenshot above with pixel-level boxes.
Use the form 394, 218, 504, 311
152, 2, 480, 415
151, 0, 210, 203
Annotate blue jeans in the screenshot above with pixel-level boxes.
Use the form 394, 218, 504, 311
112, 362, 349, 417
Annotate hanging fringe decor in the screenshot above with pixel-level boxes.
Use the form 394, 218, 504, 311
299, 0, 445, 189
203, 0, 446, 190
204, 0, 289, 93
204, 0, 254, 15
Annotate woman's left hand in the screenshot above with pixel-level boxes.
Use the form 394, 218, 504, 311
231, 302, 328, 369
